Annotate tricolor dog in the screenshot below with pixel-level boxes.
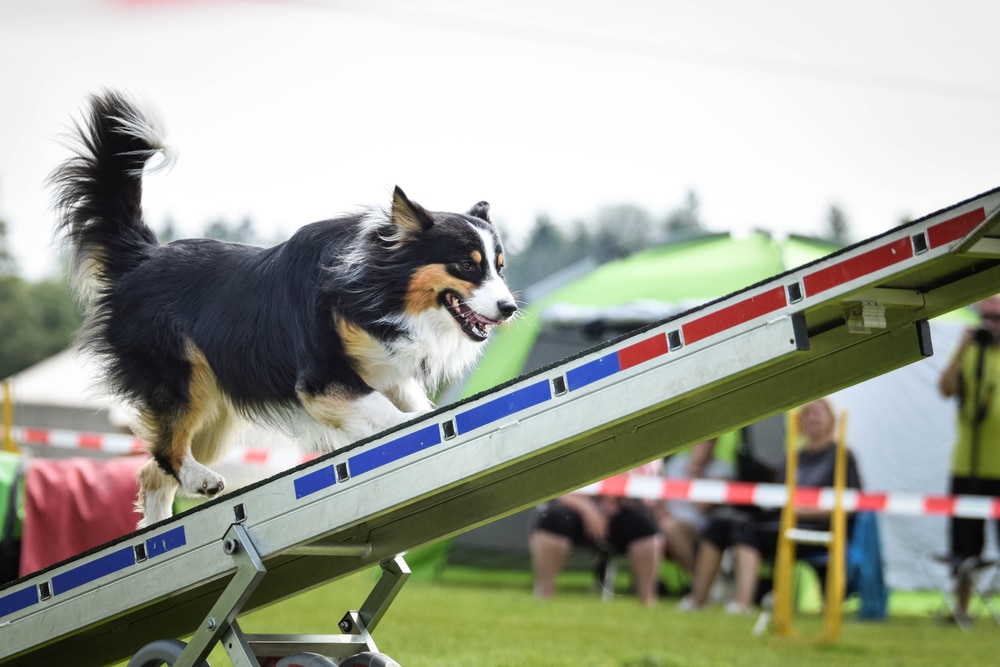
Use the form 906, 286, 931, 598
50, 90, 517, 527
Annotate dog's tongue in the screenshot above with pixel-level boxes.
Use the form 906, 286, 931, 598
459, 302, 499, 327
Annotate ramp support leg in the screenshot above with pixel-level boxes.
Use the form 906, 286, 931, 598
128, 523, 266, 667
355, 554, 410, 635
129, 526, 409, 666
244, 555, 409, 664
178, 523, 268, 667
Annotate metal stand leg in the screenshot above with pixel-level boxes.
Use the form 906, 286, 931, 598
967, 559, 1000, 628
127, 525, 410, 666
245, 555, 410, 663
126, 523, 264, 667
922, 553, 1000, 629
180, 523, 269, 666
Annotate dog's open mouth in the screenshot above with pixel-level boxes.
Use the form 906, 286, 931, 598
442, 291, 501, 342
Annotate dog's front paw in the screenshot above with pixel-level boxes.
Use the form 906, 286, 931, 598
199, 475, 226, 497
178, 457, 227, 498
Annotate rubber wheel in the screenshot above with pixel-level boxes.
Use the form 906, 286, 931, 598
271, 653, 338, 666
338, 652, 401, 667
126, 638, 211, 667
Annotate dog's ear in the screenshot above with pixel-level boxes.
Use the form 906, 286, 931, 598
467, 201, 491, 222
391, 186, 434, 235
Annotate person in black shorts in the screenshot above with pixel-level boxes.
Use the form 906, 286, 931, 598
530, 485, 662, 606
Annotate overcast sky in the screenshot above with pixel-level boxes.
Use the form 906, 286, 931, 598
3, 0, 1000, 279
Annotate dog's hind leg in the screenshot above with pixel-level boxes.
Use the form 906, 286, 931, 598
137, 410, 228, 527
135, 343, 230, 526
136, 457, 179, 528
172, 345, 229, 496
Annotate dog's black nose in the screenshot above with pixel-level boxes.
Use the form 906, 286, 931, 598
498, 300, 517, 319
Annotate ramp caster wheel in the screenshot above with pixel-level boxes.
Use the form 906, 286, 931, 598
265, 651, 399, 666
267, 654, 337, 666
338, 652, 401, 667
126, 639, 211, 667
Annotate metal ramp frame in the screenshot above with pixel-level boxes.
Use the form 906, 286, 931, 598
3, 187, 1000, 665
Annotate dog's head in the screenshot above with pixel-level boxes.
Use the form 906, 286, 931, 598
388, 186, 517, 343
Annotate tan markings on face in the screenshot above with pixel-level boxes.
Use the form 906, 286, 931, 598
298, 386, 359, 429
470, 249, 483, 266
404, 265, 474, 314
497, 251, 504, 272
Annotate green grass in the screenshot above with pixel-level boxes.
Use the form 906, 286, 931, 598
156, 566, 1000, 667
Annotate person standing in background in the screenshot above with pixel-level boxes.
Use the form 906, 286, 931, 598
938, 295, 1000, 626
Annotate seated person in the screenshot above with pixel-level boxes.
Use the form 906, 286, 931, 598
654, 438, 735, 577
529, 463, 662, 606
680, 398, 863, 614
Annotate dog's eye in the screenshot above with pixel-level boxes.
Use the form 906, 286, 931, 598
459, 260, 475, 272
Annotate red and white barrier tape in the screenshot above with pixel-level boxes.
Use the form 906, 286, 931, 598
14, 426, 145, 455
580, 475, 1000, 520
13, 427, 999, 518
11, 426, 313, 467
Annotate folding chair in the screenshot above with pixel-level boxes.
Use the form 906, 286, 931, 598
922, 552, 1000, 629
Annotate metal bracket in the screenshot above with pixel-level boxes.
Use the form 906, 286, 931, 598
843, 300, 886, 334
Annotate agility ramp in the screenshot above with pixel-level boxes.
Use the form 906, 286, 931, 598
3, 187, 1000, 666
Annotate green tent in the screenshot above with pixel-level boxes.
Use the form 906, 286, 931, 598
461, 231, 841, 398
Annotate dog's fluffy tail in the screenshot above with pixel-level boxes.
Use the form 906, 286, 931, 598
49, 89, 172, 301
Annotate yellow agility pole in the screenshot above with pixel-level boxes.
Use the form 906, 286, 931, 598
820, 410, 849, 642
771, 408, 800, 637
2, 380, 15, 453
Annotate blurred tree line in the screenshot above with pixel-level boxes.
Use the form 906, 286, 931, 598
0, 197, 854, 379
505, 191, 706, 293
0, 219, 82, 379
0, 217, 260, 379
504, 193, 854, 295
